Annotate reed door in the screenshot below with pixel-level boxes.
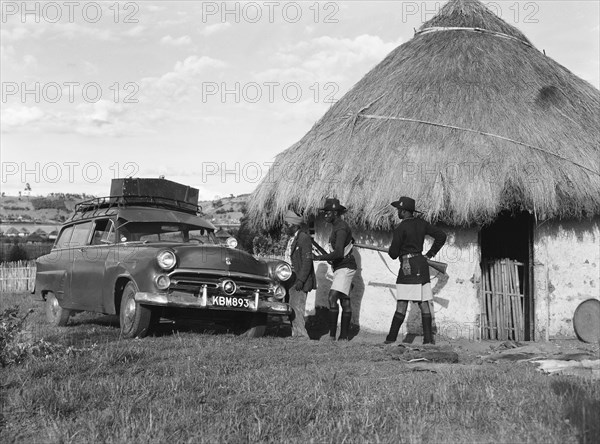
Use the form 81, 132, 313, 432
481, 259, 526, 340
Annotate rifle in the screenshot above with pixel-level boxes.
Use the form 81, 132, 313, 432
311, 239, 334, 266
311, 239, 328, 256
353, 242, 448, 275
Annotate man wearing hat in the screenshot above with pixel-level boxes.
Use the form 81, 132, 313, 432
313, 198, 356, 341
284, 210, 317, 339
386, 196, 447, 345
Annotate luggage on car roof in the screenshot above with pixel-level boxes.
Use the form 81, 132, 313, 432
110, 178, 199, 206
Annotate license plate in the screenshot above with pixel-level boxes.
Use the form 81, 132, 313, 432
211, 295, 250, 309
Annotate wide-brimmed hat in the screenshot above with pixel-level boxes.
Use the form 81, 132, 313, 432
391, 196, 422, 213
283, 210, 303, 225
319, 198, 346, 213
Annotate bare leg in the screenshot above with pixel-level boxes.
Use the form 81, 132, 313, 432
327, 290, 341, 340
339, 297, 352, 340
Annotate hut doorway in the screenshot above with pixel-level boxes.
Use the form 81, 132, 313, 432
480, 211, 534, 341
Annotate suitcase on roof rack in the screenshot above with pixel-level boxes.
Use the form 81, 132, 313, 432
110, 178, 199, 206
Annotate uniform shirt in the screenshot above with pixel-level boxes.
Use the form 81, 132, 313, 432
388, 217, 447, 285
388, 217, 447, 260
317, 219, 357, 271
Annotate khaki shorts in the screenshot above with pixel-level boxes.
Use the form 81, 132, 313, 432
395, 283, 433, 302
330, 268, 356, 296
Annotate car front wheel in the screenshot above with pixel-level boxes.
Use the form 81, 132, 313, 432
119, 282, 153, 338
45, 293, 72, 326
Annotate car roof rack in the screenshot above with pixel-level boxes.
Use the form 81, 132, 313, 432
70, 195, 203, 221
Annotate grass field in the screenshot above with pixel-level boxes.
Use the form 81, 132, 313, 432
1, 292, 599, 444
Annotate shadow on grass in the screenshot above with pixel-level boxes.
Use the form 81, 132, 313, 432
551, 379, 600, 444
150, 316, 293, 338
59, 312, 294, 342
305, 306, 360, 341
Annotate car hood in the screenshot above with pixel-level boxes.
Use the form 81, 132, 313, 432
170, 244, 269, 276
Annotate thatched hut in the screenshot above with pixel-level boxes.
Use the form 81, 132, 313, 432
248, 0, 600, 341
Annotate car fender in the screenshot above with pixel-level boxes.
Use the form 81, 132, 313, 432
104, 265, 135, 315
35, 269, 68, 300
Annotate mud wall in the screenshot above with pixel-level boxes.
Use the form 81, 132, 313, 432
533, 217, 600, 339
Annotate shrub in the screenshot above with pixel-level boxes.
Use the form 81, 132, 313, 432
0, 306, 96, 367
30, 197, 68, 211
7, 243, 28, 262
237, 216, 288, 255
252, 231, 289, 257
0, 306, 35, 366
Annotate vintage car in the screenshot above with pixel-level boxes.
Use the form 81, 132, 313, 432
34, 178, 293, 338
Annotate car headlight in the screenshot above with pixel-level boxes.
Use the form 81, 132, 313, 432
272, 284, 286, 300
274, 262, 292, 281
155, 274, 171, 290
156, 250, 177, 271
226, 237, 238, 249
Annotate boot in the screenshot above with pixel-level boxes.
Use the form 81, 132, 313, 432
339, 312, 352, 340
422, 313, 435, 345
328, 309, 339, 340
385, 312, 405, 344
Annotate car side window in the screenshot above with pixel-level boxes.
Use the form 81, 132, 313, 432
54, 225, 75, 249
68, 221, 93, 248
91, 219, 116, 245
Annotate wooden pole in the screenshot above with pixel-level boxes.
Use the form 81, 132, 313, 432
482, 260, 490, 339
508, 261, 517, 341
492, 260, 500, 340
500, 260, 506, 340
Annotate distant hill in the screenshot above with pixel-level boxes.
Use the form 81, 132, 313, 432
0, 193, 250, 227
0, 194, 83, 224
199, 194, 249, 226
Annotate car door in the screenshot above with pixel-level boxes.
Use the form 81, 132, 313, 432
67, 220, 96, 310
71, 219, 115, 312
36, 224, 75, 307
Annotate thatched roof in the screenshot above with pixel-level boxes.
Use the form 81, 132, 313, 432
248, 0, 600, 229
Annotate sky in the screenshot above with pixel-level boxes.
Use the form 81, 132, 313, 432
1, 0, 599, 200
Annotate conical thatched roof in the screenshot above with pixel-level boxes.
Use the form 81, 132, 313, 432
249, 0, 600, 229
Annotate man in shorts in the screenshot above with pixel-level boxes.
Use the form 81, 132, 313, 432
386, 196, 447, 345
313, 198, 356, 341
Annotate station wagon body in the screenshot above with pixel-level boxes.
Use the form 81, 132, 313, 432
35, 179, 292, 338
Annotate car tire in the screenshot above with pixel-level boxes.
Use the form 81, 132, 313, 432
236, 313, 268, 338
119, 281, 152, 339
45, 293, 72, 326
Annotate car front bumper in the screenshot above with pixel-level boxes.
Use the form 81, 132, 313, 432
134, 290, 292, 315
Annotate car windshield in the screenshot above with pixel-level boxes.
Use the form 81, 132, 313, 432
118, 222, 219, 245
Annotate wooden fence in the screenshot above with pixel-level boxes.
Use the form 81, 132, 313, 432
0, 261, 36, 293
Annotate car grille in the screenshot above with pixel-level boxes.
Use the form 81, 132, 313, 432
168, 269, 272, 296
